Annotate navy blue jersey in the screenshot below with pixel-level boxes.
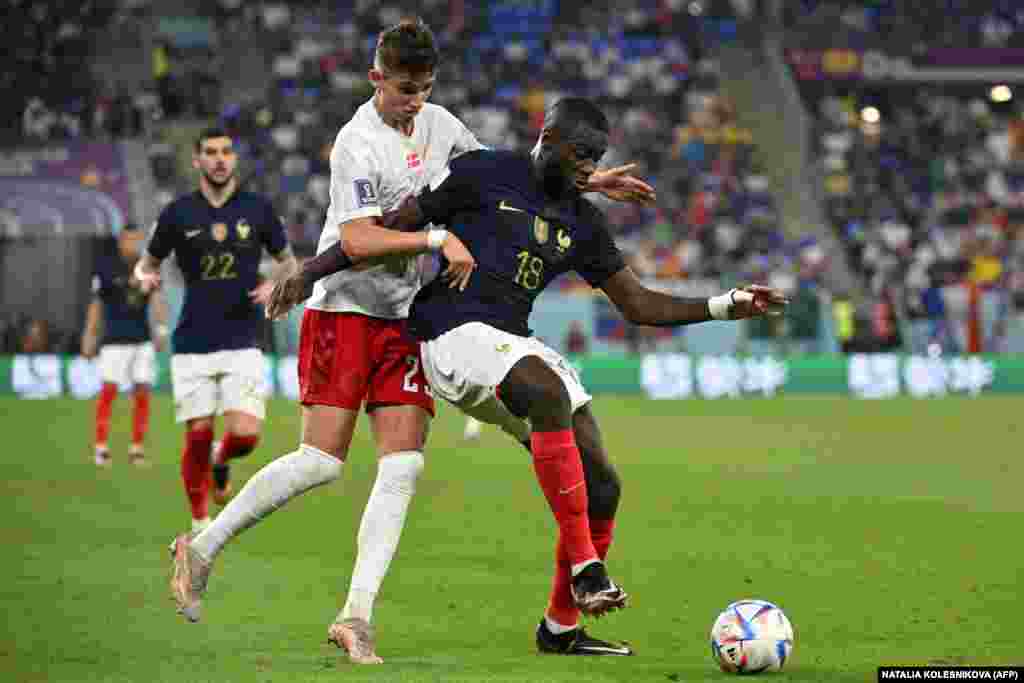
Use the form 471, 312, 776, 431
408, 150, 625, 341
148, 190, 288, 354
93, 256, 150, 345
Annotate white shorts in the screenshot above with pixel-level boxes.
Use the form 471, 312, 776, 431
419, 322, 592, 442
170, 348, 268, 423
98, 343, 156, 388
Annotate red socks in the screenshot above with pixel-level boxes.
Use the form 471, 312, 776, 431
215, 432, 260, 465
181, 427, 214, 520
530, 429, 597, 568
131, 387, 150, 448
95, 383, 117, 447
96, 384, 151, 451
547, 518, 616, 627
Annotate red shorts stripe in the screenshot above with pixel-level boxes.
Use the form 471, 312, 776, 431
297, 309, 434, 416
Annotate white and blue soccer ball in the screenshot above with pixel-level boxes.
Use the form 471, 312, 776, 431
710, 599, 794, 674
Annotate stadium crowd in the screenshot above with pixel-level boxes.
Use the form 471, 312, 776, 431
7, 0, 1024, 355
786, 1, 1024, 352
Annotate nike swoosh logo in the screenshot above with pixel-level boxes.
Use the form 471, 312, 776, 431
185, 230, 201, 239
577, 645, 632, 655
498, 200, 526, 213
558, 481, 584, 495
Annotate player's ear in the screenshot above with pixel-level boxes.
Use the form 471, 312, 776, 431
191, 154, 200, 171
368, 69, 384, 88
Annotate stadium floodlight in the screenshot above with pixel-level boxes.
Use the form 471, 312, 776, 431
860, 106, 880, 124
990, 85, 1012, 103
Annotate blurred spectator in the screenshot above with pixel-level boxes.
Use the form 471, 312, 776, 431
786, 282, 822, 355
21, 319, 51, 355
565, 320, 589, 356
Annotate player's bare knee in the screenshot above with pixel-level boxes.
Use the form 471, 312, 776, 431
301, 405, 358, 462
369, 406, 429, 456
187, 417, 215, 434
225, 412, 262, 439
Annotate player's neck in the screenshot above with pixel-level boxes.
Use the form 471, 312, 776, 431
199, 176, 238, 208
530, 153, 575, 204
373, 94, 415, 137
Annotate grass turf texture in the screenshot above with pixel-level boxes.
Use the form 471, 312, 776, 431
1, 395, 1020, 682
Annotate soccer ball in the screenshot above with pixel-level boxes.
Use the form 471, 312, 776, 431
710, 599, 794, 674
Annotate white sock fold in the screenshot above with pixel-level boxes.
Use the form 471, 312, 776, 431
544, 615, 578, 634
340, 450, 425, 623
191, 444, 342, 562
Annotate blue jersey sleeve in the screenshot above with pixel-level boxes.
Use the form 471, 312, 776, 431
418, 150, 491, 226
574, 202, 626, 288
261, 201, 289, 256
147, 204, 179, 260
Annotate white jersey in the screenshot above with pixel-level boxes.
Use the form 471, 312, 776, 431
307, 99, 482, 318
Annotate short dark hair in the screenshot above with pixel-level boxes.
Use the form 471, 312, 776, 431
375, 17, 439, 76
544, 97, 610, 135
195, 127, 232, 152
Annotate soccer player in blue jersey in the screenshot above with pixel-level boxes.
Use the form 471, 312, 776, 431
81, 225, 169, 467
270, 97, 787, 655
134, 128, 297, 533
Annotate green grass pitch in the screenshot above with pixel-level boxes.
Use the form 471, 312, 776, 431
2, 395, 1020, 682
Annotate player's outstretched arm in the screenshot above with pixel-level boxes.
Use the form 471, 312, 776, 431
586, 164, 657, 206
601, 267, 789, 326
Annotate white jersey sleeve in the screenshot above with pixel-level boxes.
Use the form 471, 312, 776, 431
329, 140, 383, 224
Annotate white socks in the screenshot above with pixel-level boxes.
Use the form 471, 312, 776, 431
191, 444, 342, 562
340, 451, 425, 623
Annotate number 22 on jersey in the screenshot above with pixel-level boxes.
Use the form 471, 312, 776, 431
200, 252, 238, 280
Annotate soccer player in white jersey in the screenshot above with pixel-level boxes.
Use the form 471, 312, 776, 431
168, 17, 654, 663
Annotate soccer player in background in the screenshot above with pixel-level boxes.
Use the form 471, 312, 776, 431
274, 96, 788, 656
133, 127, 297, 533
81, 224, 169, 467
167, 18, 654, 664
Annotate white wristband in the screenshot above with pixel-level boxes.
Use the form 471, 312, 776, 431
426, 229, 448, 251
707, 291, 734, 321
708, 289, 754, 320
